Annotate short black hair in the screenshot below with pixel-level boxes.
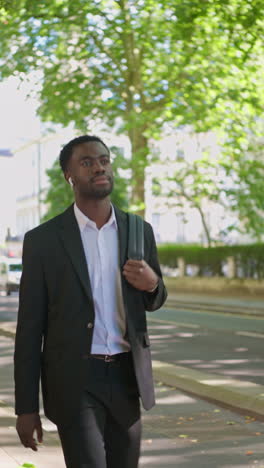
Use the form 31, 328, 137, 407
59, 135, 110, 172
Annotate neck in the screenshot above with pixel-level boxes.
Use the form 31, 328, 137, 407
75, 197, 112, 229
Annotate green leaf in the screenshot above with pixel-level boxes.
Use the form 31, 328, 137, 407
19, 463, 37, 468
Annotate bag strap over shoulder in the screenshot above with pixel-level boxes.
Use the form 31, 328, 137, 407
127, 213, 144, 260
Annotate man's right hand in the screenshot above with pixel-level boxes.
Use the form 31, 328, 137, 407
16, 412, 43, 451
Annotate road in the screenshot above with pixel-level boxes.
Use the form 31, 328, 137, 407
148, 306, 264, 387
0, 294, 17, 322
150, 307, 264, 334
2, 294, 264, 387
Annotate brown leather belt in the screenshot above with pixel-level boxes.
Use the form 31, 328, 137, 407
89, 353, 129, 363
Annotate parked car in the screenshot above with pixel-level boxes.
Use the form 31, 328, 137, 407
0, 257, 22, 295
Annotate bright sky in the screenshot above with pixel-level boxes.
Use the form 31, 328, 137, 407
0, 75, 41, 148
0, 75, 42, 241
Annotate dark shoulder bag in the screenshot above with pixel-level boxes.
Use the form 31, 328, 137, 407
127, 213, 144, 260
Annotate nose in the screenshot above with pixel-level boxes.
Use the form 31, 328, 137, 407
92, 159, 105, 172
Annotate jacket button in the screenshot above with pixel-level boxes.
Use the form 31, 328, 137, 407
87, 322, 93, 329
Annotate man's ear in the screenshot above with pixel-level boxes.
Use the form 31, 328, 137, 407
64, 172, 71, 185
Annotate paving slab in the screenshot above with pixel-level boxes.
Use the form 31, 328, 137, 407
2, 384, 264, 468
2, 292, 264, 467
1, 332, 264, 467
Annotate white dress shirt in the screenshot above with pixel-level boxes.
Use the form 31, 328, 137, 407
74, 203, 130, 355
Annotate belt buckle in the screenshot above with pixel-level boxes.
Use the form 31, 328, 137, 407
104, 355, 113, 362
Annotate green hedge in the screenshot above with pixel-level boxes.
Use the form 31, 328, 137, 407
157, 243, 264, 279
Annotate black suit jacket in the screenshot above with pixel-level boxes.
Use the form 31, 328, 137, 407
14, 204, 167, 426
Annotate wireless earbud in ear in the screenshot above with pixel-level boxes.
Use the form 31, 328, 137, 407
69, 177, 73, 187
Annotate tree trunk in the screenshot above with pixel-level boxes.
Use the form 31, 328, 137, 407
180, 186, 213, 247
128, 129, 148, 217
196, 205, 212, 247
119, 0, 149, 217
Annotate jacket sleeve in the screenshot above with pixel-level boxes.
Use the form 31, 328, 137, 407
142, 222, 167, 311
14, 231, 48, 415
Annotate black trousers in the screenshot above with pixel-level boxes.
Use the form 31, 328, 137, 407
57, 352, 141, 468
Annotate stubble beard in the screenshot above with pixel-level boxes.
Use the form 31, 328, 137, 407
80, 177, 114, 200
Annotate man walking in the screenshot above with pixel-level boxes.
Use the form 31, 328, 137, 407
14, 135, 167, 468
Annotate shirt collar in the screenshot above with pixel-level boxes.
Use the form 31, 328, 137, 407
74, 202, 117, 232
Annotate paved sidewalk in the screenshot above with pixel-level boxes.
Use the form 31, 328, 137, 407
1, 292, 264, 466
1, 332, 264, 468
2, 383, 264, 468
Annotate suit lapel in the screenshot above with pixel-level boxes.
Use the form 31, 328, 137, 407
56, 205, 93, 300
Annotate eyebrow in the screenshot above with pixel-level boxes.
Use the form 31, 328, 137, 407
78, 154, 110, 161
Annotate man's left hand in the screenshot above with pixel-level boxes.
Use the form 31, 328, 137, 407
123, 259, 158, 292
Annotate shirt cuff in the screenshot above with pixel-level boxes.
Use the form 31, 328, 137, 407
147, 282, 159, 293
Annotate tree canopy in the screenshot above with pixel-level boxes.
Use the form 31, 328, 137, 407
1, 0, 263, 221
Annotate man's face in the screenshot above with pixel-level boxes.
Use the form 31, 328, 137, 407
66, 141, 114, 200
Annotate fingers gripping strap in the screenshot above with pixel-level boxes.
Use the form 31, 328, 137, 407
128, 213, 144, 260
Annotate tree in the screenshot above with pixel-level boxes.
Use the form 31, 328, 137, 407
220, 143, 264, 241
42, 145, 130, 221
152, 156, 222, 246
0, 0, 263, 215
152, 128, 264, 245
